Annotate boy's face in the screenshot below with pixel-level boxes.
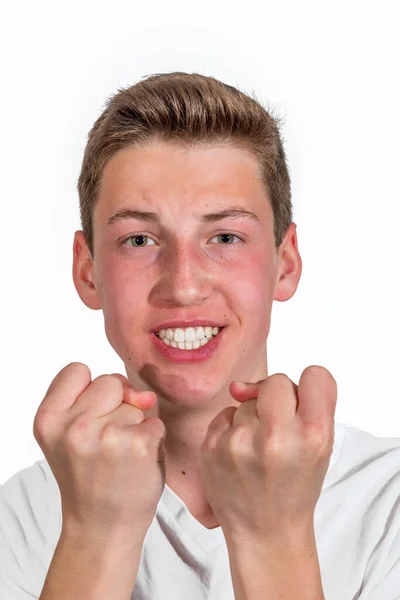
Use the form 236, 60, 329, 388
73, 141, 302, 403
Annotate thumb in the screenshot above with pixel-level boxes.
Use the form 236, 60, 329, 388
110, 373, 157, 409
229, 380, 261, 402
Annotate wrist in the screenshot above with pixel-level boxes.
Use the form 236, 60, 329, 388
60, 522, 147, 557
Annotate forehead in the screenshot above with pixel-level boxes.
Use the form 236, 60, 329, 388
94, 142, 271, 223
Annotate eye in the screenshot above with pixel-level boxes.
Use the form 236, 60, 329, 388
119, 232, 244, 249
210, 233, 243, 245
120, 234, 156, 248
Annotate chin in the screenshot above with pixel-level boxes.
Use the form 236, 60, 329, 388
152, 379, 227, 407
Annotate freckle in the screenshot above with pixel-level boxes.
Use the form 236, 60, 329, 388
182, 471, 186, 475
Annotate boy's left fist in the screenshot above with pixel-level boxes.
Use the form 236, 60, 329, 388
199, 366, 337, 540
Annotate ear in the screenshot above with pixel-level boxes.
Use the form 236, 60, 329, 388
72, 230, 103, 310
273, 223, 303, 302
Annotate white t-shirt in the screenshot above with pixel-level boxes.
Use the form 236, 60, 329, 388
1, 421, 400, 599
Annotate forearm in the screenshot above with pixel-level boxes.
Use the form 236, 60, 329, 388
226, 528, 325, 600
39, 529, 144, 600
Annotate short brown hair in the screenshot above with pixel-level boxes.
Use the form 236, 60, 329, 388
77, 72, 293, 258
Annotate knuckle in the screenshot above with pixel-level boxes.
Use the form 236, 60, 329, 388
33, 406, 54, 439
32, 415, 46, 440
304, 421, 324, 441
262, 425, 288, 460
66, 417, 93, 452
230, 425, 251, 449
131, 429, 161, 459
110, 373, 129, 385
133, 411, 146, 425
132, 438, 152, 459
203, 431, 218, 454
135, 420, 165, 452
143, 417, 167, 439
305, 423, 333, 456
263, 373, 292, 390
95, 373, 114, 383
94, 373, 123, 394
305, 421, 327, 442
269, 372, 290, 382
100, 422, 123, 449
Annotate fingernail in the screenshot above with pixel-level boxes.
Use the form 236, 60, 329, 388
140, 392, 156, 406
236, 381, 249, 388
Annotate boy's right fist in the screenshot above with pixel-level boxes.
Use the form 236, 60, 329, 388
33, 362, 166, 547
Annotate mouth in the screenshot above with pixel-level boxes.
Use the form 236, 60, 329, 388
154, 326, 225, 351
151, 325, 226, 363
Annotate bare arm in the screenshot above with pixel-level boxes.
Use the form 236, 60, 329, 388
226, 526, 325, 600
32, 366, 165, 600
39, 529, 144, 600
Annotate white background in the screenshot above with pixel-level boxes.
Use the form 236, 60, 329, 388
1, 0, 399, 484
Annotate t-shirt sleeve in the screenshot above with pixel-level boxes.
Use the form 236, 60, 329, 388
358, 498, 400, 600
0, 463, 61, 599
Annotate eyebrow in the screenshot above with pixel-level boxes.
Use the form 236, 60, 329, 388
107, 205, 260, 227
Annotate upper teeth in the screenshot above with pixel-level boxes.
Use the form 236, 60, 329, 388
157, 326, 220, 342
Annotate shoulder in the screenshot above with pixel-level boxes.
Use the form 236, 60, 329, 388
0, 458, 61, 569
328, 421, 400, 515
333, 421, 400, 476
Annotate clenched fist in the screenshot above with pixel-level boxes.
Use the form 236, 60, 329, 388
33, 362, 166, 548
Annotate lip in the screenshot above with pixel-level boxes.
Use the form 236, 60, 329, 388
150, 327, 225, 363
150, 320, 226, 333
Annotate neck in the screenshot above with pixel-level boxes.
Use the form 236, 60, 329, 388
135, 353, 269, 518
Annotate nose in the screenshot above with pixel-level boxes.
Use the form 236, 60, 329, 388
155, 240, 215, 306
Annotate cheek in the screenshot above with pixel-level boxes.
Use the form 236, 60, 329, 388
97, 261, 148, 331
102, 278, 148, 368
233, 260, 274, 336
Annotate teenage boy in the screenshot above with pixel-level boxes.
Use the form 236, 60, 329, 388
1, 72, 399, 600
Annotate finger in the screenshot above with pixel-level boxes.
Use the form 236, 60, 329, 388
69, 374, 127, 419
231, 398, 259, 432
297, 366, 337, 427
39, 362, 92, 413
204, 406, 237, 440
255, 374, 298, 427
110, 374, 157, 409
